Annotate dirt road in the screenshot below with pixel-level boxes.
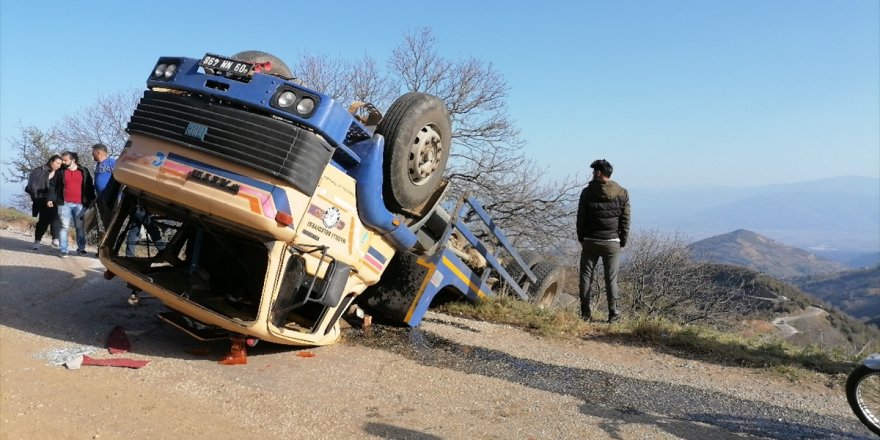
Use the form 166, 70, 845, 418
772, 306, 828, 338
0, 229, 873, 439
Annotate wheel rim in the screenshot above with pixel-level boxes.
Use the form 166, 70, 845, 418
535, 281, 559, 309
407, 124, 443, 186
856, 371, 880, 430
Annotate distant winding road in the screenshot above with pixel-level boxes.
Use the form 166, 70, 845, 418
772, 306, 827, 338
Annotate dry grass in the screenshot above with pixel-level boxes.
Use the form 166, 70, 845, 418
0, 206, 35, 230
438, 296, 595, 338
436, 297, 857, 377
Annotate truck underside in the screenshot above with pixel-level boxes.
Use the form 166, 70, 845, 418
102, 191, 332, 336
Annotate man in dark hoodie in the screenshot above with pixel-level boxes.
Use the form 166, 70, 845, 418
49, 151, 96, 257
576, 159, 631, 323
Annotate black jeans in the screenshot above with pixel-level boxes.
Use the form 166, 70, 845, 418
34, 200, 61, 242
578, 239, 621, 318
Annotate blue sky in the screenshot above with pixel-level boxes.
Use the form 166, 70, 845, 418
1, 0, 878, 205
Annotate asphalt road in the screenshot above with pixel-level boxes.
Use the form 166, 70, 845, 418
0, 229, 873, 439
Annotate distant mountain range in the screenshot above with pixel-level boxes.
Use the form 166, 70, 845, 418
793, 266, 880, 326
631, 176, 880, 265
689, 228, 879, 329
689, 229, 847, 279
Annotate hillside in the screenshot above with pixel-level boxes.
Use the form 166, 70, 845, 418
846, 252, 880, 269
793, 265, 880, 325
705, 263, 880, 351
689, 229, 846, 279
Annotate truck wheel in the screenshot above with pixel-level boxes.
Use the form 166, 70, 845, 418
505, 250, 545, 286
231, 50, 295, 80
376, 92, 451, 213
527, 261, 565, 309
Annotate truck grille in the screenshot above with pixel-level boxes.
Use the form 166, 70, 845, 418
127, 91, 334, 196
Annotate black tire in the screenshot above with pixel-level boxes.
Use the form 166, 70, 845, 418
526, 260, 566, 309
505, 250, 545, 286
376, 92, 451, 213
847, 364, 880, 436
231, 50, 294, 80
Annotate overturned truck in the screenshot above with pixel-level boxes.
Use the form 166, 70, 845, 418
99, 51, 566, 354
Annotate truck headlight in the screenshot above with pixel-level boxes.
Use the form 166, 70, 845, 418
270, 86, 320, 118
153, 63, 179, 80
163, 64, 177, 79
154, 64, 168, 78
296, 97, 315, 115
277, 91, 296, 108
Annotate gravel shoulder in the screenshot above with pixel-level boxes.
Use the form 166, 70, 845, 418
0, 229, 872, 439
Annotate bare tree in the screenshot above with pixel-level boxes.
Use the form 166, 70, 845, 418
3, 124, 60, 210
293, 28, 583, 254
54, 89, 140, 171
388, 28, 582, 252
3, 90, 139, 211
295, 53, 396, 107
618, 230, 759, 325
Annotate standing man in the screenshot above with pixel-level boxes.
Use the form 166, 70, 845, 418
50, 151, 96, 258
91, 143, 116, 229
576, 159, 631, 323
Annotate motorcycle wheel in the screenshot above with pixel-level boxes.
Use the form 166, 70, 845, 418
846, 364, 880, 435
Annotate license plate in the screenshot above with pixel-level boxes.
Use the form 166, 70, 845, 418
199, 54, 253, 76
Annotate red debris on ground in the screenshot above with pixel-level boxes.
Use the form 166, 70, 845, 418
296, 352, 316, 358
218, 336, 247, 365
81, 355, 150, 369
106, 326, 131, 354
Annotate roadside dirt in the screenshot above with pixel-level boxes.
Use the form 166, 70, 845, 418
0, 229, 873, 439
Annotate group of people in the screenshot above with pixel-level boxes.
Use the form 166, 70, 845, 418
25, 143, 115, 258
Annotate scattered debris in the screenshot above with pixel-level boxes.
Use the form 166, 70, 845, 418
65, 356, 84, 370
35, 345, 99, 366
219, 336, 247, 365
81, 355, 150, 369
106, 326, 131, 354
297, 352, 316, 358
64, 355, 150, 370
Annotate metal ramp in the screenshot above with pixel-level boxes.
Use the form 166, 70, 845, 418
359, 196, 539, 326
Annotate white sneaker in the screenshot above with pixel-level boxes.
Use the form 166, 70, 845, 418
52, 239, 60, 248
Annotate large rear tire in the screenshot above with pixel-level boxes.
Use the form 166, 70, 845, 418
505, 250, 545, 286
376, 93, 451, 213
527, 261, 566, 309
847, 364, 880, 435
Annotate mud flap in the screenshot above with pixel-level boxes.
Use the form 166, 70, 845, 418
358, 251, 428, 324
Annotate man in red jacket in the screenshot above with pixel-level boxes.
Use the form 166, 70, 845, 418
576, 159, 631, 323
49, 151, 96, 258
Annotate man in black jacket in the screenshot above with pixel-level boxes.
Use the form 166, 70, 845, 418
49, 151, 96, 257
576, 159, 631, 323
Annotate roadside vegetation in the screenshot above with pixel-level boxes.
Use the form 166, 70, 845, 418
438, 229, 878, 381
0, 206, 35, 230
436, 296, 859, 378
